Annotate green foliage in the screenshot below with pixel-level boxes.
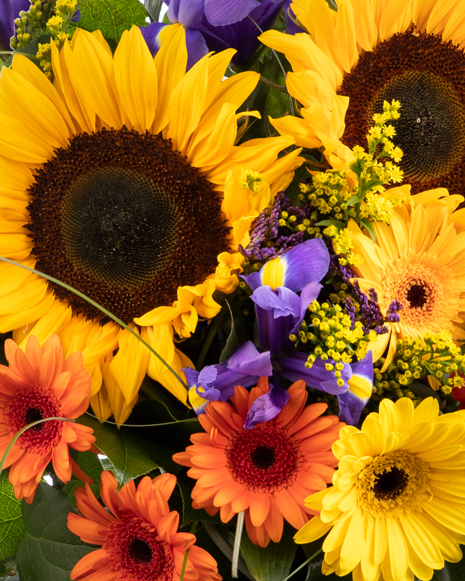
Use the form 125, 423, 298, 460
240, 524, 298, 581
15, 483, 94, 581
0, 473, 25, 561
1, 34, 51, 70
144, 0, 164, 21
62, 450, 104, 506
77, 413, 180, 488
72, 0, 148, 50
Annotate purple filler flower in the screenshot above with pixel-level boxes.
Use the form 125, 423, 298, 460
0, 0, 29, 50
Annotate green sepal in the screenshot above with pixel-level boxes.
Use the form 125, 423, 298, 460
15, 483, 94, 581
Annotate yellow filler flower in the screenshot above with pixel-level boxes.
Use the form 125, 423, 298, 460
347, 190, 465, 370
295, 397, 465, 581
0, 25, 302, 424
260, 0, 465, 199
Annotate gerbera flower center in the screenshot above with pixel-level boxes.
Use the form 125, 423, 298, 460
380, 253, 457, 334
226, 425, 302, 492
356, 451, 430, 518
4, 387, 62, 454
104, 514, 174, 581
339, 29, 465, 197
27, 127, 230, 324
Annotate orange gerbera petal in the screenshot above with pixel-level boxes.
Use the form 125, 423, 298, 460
0, 334, 95, 502
174, 379, 344, 547
68, 470, 221, 581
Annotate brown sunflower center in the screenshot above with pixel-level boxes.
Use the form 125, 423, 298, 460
104, 515, 174, 581
226, 425, 302, 493
27, 127, 230, 324
339, 29, 465, 197
4, 387, 62, 454
356, 451, 430, 518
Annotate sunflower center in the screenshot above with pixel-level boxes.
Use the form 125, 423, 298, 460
4, 387, 62, 454
226, 425, 302, 493
380, 253, 457, 334
27, 127, 230, 324
104, 515, 174, 581
356, 451, 430, 518
339, 29, 465, 196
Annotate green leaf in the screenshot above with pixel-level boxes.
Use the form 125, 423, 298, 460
0, 472, 26, 561
144, 0, 163, 21
345, 195, 360, 207
315, 220, 347, 230
62, 450, 104, 506
176, 480, 222, 528
16, 483, 94, 581
240, 524, 298, 581
78, 414, 179, 488
2, 35, 51, 70
73, 0, 148, 50
360, 218, 376, 243
433, 564, 453, 581
325, 0, 338, 10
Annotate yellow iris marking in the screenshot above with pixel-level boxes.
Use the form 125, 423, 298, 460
347, 375, 372, 399
261, 256, 285, 290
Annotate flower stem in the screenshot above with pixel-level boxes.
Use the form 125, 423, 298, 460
282, 548, 323, 581
259, 75, 288, 92
0, 417, 75, 477
180, 521, 198, 581
0, 256, 187, 389
232, 511, 245, 578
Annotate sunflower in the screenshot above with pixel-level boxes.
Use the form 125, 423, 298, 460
0, 24, 302, 424
347, 190, 465, 370
173, 377, 344, 548
67, 470, 221, 581
260, 0, 465, 199
0, 334, 96, 503
295, 397, 465, 581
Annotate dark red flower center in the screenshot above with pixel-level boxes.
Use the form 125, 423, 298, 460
104, 515, 174, 581
226, 425, 302, 493
4, 387, 62, 454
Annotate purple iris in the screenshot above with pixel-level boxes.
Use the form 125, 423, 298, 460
184, 238, 374, 428
140, 0, 291, 69
0, 0, 29, 51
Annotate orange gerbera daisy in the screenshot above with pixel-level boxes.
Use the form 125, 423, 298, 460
173, 378, 344, 548
0, 334, 95, 502
67, 471, 221, 581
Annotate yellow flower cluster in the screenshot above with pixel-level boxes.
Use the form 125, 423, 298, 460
11, 0, 51, 49
373, 331, 465, 402
290, 299, 376, 367
322, 226, 361, 266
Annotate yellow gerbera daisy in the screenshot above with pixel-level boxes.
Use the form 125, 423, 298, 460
260, 0, 465, 199
295, 397, 465, 581
347, 189, 465, 370
0, 24, 302, 424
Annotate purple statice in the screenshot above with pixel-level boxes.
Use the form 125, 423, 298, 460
352, 282, 385, 334
344, 296, 356, 330
386, 299, 403, 322
239, 191, 312, 262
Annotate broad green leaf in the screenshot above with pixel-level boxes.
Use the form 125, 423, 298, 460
78, 414, 179, 488
0, 472, 26, 561
240, 523, 298, 581
177, 479, 222, 528
73, 0, 148, 50
62, 450, 104, 506
16, 483, 94, 581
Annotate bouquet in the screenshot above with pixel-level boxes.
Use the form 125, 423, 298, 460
1, 1, 465, 580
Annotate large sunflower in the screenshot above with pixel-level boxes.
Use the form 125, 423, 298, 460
260, 0, 465, 198
295, 397, 465, 581
0, 24, 302, 424
348, 190, 465, 370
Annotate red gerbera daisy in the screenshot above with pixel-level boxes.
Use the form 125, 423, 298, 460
68, 470, 222, 581
0, 334, 96, 502
173, 378, 344, 547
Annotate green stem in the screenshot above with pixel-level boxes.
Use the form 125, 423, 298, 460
0, 417, 75, 476
180, 521, 198, 581
259, 75, 288, 92
232, 511, 245, 578
282, 548, 323, 581
85, 411, 198, 428
0, 256, 187, 389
